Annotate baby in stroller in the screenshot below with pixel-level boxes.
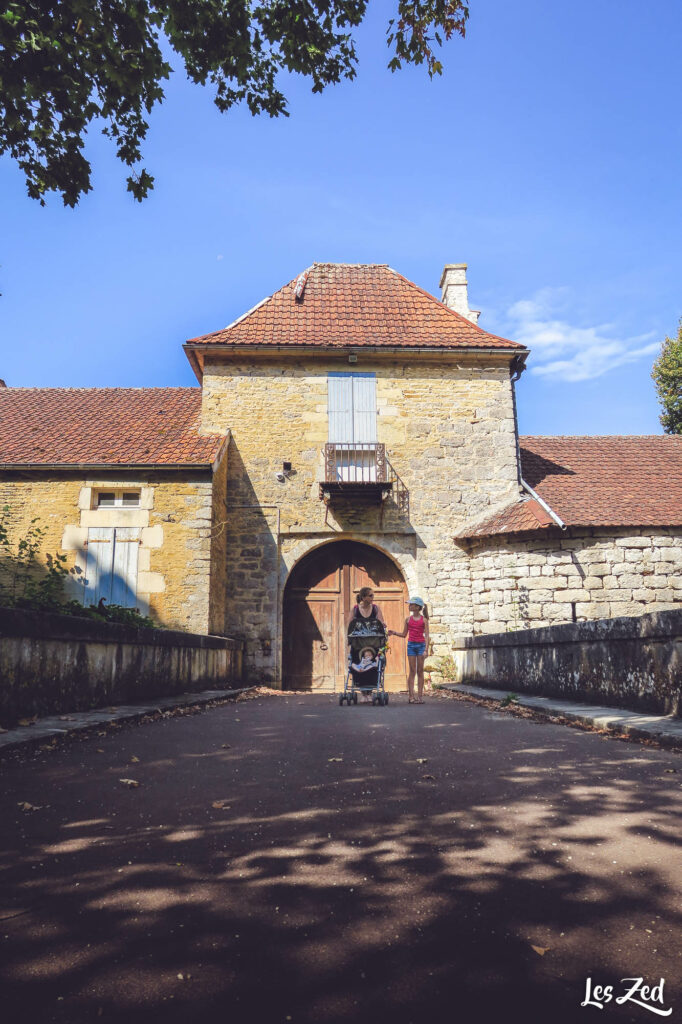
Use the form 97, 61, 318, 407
340, 620, 389, 705
352, 646, 380, 700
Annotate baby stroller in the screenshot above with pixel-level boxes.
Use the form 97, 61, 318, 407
339, 617, 389, 706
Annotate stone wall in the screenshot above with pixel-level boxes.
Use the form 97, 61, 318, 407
0, 469, 224, 635
451, 609, 681, 716
462, 527, 682, 634
0, 606, 243, 727
199, 353, 520, 680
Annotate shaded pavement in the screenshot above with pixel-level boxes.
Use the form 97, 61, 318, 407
1, 690, 680, 1024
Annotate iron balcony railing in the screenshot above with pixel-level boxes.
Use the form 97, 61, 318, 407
324, 442, 387, 484
321, 443, 409, 516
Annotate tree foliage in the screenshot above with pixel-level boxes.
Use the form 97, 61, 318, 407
652, 320, 682, 435
0, 0, 469, 206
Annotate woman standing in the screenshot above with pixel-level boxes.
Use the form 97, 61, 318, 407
347, 586, 387, 631
347, 586, 386, 701
389, 597, 430, 703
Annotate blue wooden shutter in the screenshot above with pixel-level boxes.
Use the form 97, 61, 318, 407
84, 527, 139, 607
328, 372, 376, 442
84, 527, 115, 605
352, 375, 377, 443
111, 528, 139, 608
328, 373, 353, 442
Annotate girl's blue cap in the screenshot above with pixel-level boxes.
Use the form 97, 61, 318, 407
407, 596, 425, 607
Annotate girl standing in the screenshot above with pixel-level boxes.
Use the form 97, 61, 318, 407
389, 597, 429, 704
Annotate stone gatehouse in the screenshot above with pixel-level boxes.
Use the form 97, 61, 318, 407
1, 262, 681, 688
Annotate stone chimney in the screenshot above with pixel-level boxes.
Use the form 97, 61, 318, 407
439, 264, 480, 324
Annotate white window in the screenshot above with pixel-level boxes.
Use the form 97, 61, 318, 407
328, 373, 378, 481
95, 490, 140, 508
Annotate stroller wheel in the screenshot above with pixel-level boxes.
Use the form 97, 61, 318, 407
371, 696, 377, 706
339, 694, 345, 705
384, 693, 389, 705
352, 692, 358, 704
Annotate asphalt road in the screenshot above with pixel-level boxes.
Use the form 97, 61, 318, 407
1, 690, 680, 1024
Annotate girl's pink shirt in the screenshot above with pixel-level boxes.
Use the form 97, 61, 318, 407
407, 614, 426, 643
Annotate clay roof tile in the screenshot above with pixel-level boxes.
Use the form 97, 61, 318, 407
0, 388, 225, 467
186, 263, 522, 352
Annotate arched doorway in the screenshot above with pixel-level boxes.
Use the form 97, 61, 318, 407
282, 540, 408, 691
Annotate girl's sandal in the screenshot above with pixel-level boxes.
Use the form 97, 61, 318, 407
408, 697, 415, 704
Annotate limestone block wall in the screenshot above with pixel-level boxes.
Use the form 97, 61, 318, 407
0, 471, 222, 635
0, 606, 243, 727
451, 610, 681, 717
200, 353, 520, 679
464, 527, 682, 634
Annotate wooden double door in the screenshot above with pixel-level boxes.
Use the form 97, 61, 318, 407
282, 541, 408, 691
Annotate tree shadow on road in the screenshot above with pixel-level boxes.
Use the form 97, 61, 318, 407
0, 695, 680, 1024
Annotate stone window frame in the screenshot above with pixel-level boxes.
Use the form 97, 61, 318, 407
61, 482, 165, 615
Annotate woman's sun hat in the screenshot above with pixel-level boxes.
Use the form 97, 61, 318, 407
407, 596, 425, 607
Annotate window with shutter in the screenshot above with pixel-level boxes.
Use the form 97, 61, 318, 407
84, 527, 139, 608
328, 373, 377, 481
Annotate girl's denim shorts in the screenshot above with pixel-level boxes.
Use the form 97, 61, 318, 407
407, 641, 426, 658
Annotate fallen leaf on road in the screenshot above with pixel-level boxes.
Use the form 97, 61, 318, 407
119, 778, 141, 788
17, 801, 42, 811
97, 749, 105, 753
531, 945, 550, 956
221, 744, 231, 749
328, 757, 343, 763
0, 727, 7, 734
421, 774, 436, 781
212, 800, 230, 809
17, 718, 36, 727
129, 756, 140, 763
58, 716, 74, 722
416, 758, 428, 764
664, 768, 677, 774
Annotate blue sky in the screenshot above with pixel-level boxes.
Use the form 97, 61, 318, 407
1, 0, 681, 436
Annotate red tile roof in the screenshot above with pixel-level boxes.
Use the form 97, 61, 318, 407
186, 263, 523, 352
460, 436, 682, 537
0, 388, 225, 467
463, 498, 555, 537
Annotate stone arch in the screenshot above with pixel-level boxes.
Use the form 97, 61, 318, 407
281, 533, 418, 596
281, 537, 411, 691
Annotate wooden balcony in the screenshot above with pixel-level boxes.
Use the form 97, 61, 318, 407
320, 443, 409, 516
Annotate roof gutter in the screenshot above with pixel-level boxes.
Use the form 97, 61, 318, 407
520, 479, 566, 530
509, 354, 566, 531
0, 462, 218, 473
184, 342, 530, 381
185, 342, 528, 357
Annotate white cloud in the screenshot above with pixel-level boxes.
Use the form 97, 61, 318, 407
504, 289, 659, 382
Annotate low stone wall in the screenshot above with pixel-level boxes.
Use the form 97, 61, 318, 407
0, 607, 244, 727
451, 610, 681, 716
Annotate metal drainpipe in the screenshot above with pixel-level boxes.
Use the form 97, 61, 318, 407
225, 505, 282, 685
510, 358, 566, 531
